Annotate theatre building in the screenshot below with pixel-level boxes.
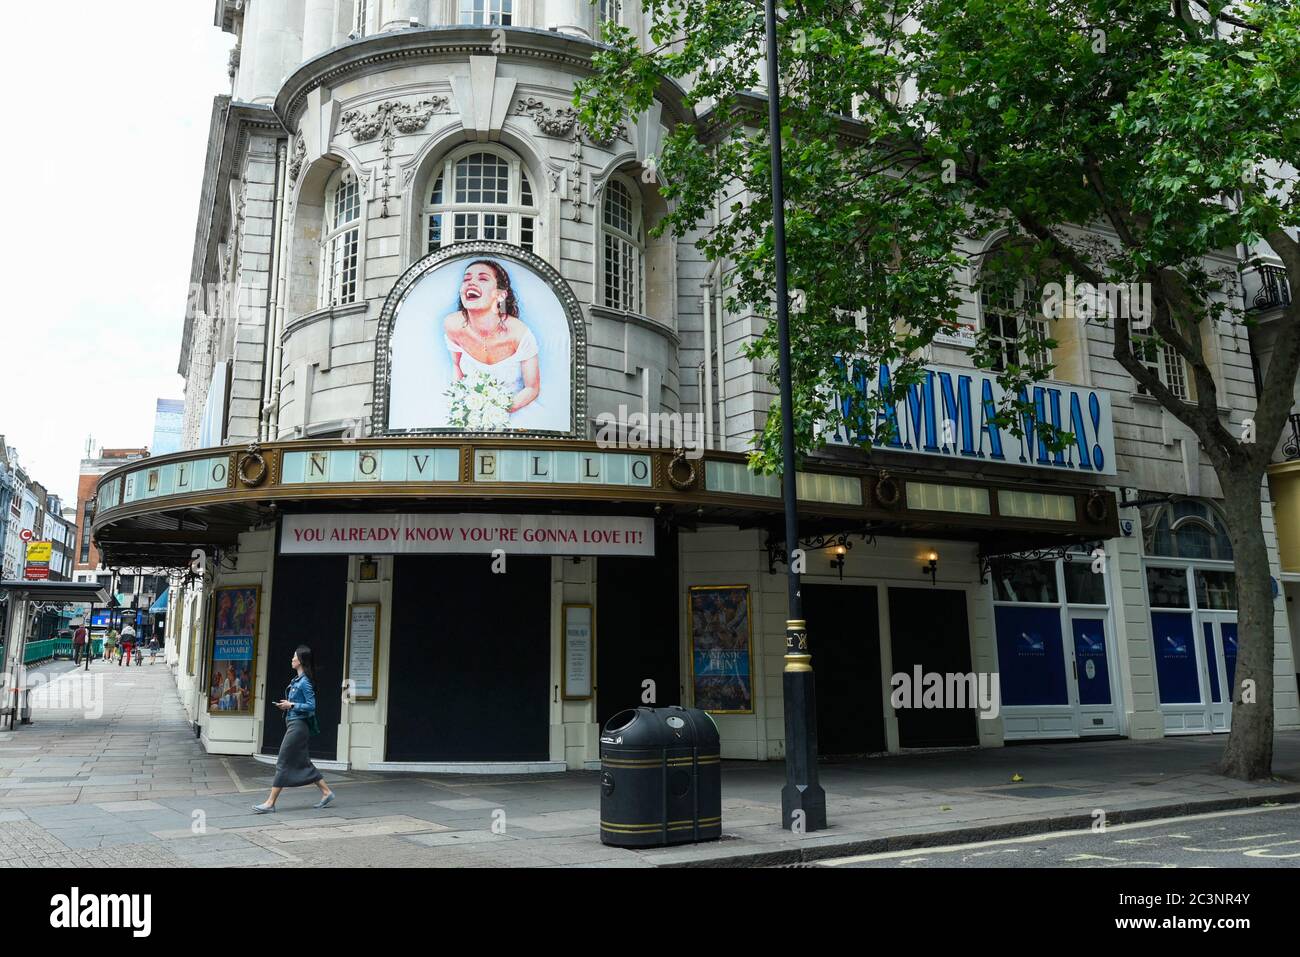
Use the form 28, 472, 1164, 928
89, 2, 1299, 771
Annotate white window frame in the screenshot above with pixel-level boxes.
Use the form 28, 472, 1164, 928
978, 277, 1050, 374
598, 0, 623, 39
354, 0, 370, 37
600, 174, 645, 314
423, 146, 539, 254
457, 0, 514, 26
321, 168, 362, 308
1131, 336, 1190, 401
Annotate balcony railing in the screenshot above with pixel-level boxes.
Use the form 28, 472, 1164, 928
1248, 264, 1292, 312
1284, 412, 1300, 462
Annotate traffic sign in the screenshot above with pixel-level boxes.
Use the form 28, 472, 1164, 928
19, 529, 32, 543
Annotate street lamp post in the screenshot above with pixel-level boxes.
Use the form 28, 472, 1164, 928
764, 0, 826, 832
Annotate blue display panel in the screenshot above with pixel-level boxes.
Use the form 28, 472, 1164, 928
1071, 618, 1112, 706
1152, 611, 1200, 704
1202, 622, 1221, 703
994, 606, 1068, 706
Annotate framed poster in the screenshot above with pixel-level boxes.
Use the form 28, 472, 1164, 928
689, 585, 754, 714
562, 603, 594, 700
346, 603, 380, 701
206, 585, 259, 715
376, 242, 586, 438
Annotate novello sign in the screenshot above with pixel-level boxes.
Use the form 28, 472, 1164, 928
281, 513, 655, 557
825, 361, 1117, 476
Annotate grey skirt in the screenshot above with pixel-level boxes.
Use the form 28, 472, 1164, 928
273, 718, 323, 788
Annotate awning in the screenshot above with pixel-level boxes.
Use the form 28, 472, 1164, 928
149, 590, 170, 614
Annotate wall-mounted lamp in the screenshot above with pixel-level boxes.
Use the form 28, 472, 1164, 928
921, 550, 938, 585
359, 556, 378, 581
830, 544, 847, 580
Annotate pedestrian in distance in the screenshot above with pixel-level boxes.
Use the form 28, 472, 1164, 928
147, 635, 160, 664
119, 624, 136, 667
72, 624, 87, 666
103, 628, 118, 663
252, 645, 336, 813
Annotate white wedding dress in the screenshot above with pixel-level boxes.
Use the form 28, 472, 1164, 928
445, 326, 539, 393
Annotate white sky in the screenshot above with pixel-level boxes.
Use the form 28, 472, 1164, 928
0, 1, 233, 503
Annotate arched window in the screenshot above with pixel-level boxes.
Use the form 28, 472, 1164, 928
322, 168, 361, 306
425, 149, 537, 253
458, 0, 513, 25
601, 176, 644, 313
1141, 499, 1234, 561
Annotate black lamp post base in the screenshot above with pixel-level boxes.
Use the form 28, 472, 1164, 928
781, 784, 828, 832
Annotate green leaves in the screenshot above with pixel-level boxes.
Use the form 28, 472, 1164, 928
578, 0, 1299, 470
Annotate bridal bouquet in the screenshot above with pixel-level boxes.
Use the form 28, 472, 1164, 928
445, 372, 513, 431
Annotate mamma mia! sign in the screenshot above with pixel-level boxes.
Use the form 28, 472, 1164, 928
825, 362, 1116, 475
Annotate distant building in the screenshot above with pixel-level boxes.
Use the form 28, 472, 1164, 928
74, 447, 150, 574
152, 399, 185, 456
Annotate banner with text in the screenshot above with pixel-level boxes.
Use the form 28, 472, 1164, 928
825, 360, 1117, 475
281, 513, 654, 557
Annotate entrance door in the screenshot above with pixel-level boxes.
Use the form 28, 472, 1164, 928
804, 584, 885, 756
888, 587, 977, 748
1201, 615, 1238, 732
386, 555, 551, 762
1069, 613, 1118, 735
596, 528, 679, 727
264, 552, 348, 760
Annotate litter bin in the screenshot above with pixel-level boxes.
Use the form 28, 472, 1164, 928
599, 705, 721, 847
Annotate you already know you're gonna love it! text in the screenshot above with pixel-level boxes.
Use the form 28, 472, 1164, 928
280, 513, 655, 557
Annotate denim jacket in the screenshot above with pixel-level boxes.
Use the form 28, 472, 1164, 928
284, 673, 316, 723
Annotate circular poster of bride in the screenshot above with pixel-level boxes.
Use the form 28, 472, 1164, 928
380, 244, 581, 435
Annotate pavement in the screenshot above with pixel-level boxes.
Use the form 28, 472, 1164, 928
2, 658, 1299, 868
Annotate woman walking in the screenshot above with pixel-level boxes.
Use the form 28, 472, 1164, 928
252, 645, 335, 813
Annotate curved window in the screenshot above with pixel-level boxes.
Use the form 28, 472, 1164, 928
459, 0, 513, 25
601, 176, 644, 313
322, 169, 361, 306
425, 149, 537, 253
1141, 499, 1234, 561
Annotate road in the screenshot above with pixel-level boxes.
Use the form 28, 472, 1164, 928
817, 804, 1300, 867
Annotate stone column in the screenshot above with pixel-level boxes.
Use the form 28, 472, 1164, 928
542, 0, 593, 38
382, 0, 426, 31
302, 0, 337, 61
245, 0, 307, 105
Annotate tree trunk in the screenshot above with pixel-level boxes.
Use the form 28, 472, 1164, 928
1218, 472, 1276, 780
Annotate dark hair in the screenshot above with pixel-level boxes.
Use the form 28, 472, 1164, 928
459, 259, 519, 329
294, 645, 318, 691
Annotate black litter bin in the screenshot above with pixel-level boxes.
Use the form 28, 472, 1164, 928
599, 705, 721, 847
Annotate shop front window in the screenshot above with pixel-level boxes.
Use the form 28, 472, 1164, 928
1146, 566, 1190, 608
989, 558, 1058, 603
1063, 560, 1106, 605
1195, 569, 1237, 610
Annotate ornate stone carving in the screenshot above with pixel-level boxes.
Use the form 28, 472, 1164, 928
340, 97, 449, 142
288, 134, 306, 183
339, 96, 450, 217
515, 96, 579, 137
228, 42, 241, 79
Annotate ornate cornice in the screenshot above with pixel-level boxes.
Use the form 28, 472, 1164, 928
274, 25, 693, 133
